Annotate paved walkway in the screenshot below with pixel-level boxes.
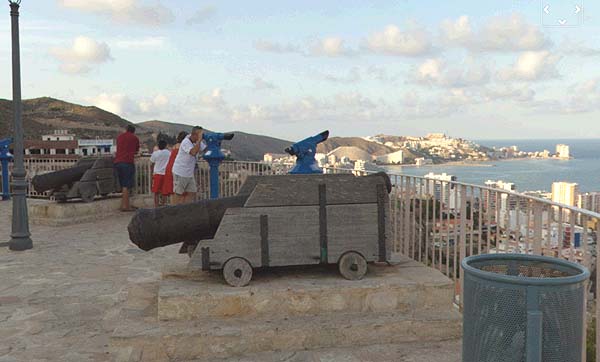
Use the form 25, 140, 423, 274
0, 201, 461, 362
0, 200, 187, 362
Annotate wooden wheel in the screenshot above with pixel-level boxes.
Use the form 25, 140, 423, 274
338, 251, 367, 280
223, 257, 253, 287
80, 190, 96, 203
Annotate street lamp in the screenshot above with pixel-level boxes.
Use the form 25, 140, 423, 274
8, 0, 33, 251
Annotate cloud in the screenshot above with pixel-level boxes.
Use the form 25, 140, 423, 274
441, 13, 550, 52
527, 78, 600, 114
253, 78, 276, 90
482, 86, 535, 102
365, 24, 432, 56
323, 67, 362, 83
58, 0, 174, 26
310, 37, 353, 57
255, 37, 354, 57
86, 93, 169, 116
86, 93, 134, 115
50, 36, 112, 74
114, 36, 167, 50
559, 40, 600, 57
138, 94, 169, 114
187, 6, 216, 25
415, 57, 491, 87
254, 40, 301, 54
322, 66, 399, 84
498, 50, 561, 81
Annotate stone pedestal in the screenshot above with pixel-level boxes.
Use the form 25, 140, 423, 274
26, 196, 153, 226
111, 256, 462, 361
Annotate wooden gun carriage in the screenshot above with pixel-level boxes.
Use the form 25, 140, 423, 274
129, 172, 392, 287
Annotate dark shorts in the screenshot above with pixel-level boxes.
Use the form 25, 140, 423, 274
115, 162, 135, 189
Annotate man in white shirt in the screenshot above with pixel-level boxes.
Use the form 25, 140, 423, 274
172, 126, 206, 204
150, 139, 171, 207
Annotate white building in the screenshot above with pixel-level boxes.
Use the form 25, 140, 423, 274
375, 150, 404, 165
556, 144, 570, 159
578, 192, 600, 214
327, 154, 337, 165
79, 139, 115, 156
552, 182, 579, 207
263, 153, 290, 163
42, 130, 75, 141
415, 157, 433, 166
424, 173, 459, 210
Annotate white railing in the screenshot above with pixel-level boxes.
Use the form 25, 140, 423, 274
133, 158, 293, 199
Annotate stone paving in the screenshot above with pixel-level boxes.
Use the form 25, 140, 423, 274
0, 200, 187, 362
0, 200, 461, 362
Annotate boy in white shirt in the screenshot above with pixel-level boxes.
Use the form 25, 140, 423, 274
150, 139, 171, 207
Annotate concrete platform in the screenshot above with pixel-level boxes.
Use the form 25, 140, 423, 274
111, 256, 462, 361
159, 258, 456, 321
212, 340, 462, 362
27, 195, 153, 226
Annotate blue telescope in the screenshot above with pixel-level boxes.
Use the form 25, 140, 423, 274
0, 138, 13, 200
285, 130, 329, 174
202, 131, 234, 199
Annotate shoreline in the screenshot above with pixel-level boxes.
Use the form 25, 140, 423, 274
383, 156, 573, 169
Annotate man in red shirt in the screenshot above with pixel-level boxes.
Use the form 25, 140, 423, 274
114, 125, 140, 211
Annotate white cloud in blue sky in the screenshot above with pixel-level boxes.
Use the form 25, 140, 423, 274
1, 0, 600, 140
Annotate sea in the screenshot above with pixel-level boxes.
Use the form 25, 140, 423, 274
384, 139, 600, 193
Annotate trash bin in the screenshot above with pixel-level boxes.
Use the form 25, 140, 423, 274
462, 253, 589, 362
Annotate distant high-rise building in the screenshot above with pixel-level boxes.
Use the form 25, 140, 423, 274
552, 182, 579, 206
424, 173, 458, 209
578, 192, 600, 214
484, 180, 518, 211
556, 144, 570, 159
552, 182, 579, 221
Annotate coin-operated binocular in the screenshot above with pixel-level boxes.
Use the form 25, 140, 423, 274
202, 132, 234, 199
285, 130, 329, 174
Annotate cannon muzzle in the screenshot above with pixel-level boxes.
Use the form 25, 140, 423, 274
127, 195, 248, 251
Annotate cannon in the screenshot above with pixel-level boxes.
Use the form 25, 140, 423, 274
31, 156, 120, 202
128, 172, 392, 286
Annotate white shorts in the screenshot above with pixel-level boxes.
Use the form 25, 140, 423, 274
173, 174, 197, 195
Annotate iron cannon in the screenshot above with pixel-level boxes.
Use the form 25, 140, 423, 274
31, 156, 120, 202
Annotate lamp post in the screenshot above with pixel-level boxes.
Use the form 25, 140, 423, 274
8, 0, 32, 251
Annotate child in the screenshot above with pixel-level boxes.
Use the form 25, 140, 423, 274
162, 131, 188, 199
150, 139, 171, 207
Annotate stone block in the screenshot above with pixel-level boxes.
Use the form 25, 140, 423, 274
158, 256, 455, 322
26, 196, 153, 226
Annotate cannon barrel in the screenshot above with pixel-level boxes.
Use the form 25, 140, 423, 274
31, 161, 95, 193
128, 195, 249, 251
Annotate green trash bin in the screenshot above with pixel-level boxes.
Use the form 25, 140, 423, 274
462, 253, 589, 362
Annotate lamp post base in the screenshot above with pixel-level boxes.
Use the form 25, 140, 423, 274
9, 236, 33, 251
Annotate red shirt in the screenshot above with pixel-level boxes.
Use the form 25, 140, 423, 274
114, 131, 140, 164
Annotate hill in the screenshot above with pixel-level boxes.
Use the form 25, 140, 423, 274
0, 97, 138, 141
138, 120, 293, 161
318, 137, 395, 156
327, 146, 373, 161
0, 98, 292, 161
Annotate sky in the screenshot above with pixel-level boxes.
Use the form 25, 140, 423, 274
1, 0, 600, 141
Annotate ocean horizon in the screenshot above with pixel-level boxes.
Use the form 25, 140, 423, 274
384, 139, 600, 193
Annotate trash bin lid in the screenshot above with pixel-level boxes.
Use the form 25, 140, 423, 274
462, 253, 589, 286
